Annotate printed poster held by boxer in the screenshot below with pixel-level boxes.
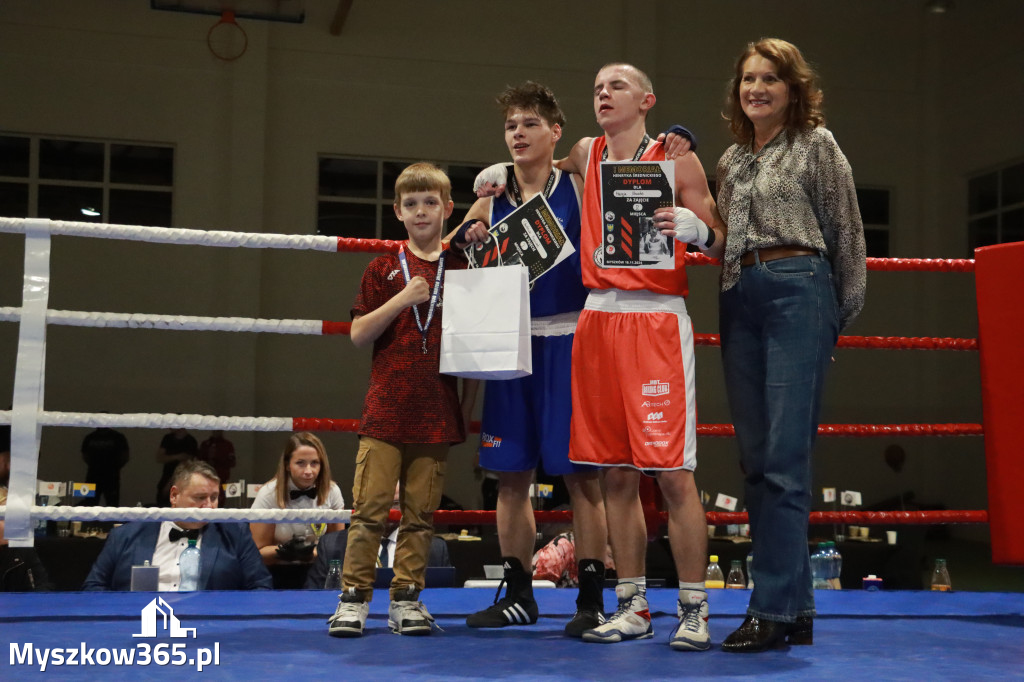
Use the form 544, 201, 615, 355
465, 193, 575, 282
599, 161, 675, 269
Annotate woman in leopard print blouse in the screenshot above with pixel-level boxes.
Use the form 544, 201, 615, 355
715, 38, 867, 653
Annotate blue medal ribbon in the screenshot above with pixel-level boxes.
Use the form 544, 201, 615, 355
397, 245, 447, 354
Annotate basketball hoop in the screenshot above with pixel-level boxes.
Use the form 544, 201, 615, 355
207, 11, 248, 62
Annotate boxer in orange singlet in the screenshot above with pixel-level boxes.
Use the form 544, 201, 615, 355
555, 63, 726, 650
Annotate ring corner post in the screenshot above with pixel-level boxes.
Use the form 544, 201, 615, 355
975, 242, 1024, 565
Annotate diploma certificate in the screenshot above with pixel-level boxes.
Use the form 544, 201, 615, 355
466, 193, 575, 283
598, 161, 675, 269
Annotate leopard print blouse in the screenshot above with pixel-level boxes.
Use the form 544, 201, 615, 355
716, 126, 867, 330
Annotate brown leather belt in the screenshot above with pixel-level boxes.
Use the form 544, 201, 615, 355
741, 245, 818, 266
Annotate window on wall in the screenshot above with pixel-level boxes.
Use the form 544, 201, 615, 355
0, 133, 174, 226
317, 156, 486, 240
968, 160, 1024, 255
857, 188, 891, 258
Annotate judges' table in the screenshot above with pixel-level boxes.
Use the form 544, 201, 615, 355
27, 530, 923, 591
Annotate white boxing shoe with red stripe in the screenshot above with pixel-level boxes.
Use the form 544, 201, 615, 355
581, 582, 653, 643
670, 594, 711, 651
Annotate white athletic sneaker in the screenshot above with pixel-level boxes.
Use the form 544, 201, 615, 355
581, 582, 653, 643
670, 597, 711, 651
388, 590, 439, 636
328, 589, 369, 638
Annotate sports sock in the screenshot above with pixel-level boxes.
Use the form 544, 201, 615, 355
577, 559, 605, 606
502, 556, 534, 600
619, 576, 646, 597
678, 581, 707, 604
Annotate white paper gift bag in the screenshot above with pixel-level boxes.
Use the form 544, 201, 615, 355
440, 265, 532, 380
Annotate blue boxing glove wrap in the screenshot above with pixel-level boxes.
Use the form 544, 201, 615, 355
662, 124, 698, 153
452, 220, 478, 247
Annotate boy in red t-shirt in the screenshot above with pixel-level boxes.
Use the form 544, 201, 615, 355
327, 162, 477, 638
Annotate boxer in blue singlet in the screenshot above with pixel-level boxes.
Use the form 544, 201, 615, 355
450, 82, 608, 637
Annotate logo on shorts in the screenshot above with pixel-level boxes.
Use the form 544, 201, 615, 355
641, 380, 670, 397
481, 433, 502, 448
641, 400, 671, 408
644, 441, 669, 448
646, 412, 664, 421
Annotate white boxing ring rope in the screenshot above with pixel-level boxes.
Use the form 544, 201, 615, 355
0, 216, 393, 547
0, 506, 351, 525
0, 308, 326, 335
0, 410, 293, 431
0, 216, 343, 251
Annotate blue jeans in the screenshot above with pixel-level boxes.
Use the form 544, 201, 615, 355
719, 253, 840, 622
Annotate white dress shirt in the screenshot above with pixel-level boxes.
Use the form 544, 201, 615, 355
151, 521, 204, 592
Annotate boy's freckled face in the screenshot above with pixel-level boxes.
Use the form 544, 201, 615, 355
393, 190, 453, 239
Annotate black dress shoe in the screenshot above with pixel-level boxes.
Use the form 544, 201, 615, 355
787, 616, 813, 645
721, 616, 789, 653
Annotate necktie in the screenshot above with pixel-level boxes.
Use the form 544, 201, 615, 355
290, 488, 317, 500
168, 527, 201, 542
378, 537, 390, 568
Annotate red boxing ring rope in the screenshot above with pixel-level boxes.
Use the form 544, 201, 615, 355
425, 509, 989, 527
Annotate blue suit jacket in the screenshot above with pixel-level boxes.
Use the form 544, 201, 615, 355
82, 522, 272, 591
303, 530, 451, 589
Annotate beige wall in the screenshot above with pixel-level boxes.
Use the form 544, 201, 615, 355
1, 1, 1022, 532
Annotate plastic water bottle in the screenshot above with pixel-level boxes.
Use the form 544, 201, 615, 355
178, 539, 201, 591
930, 558, 952, 592
35, 497, 49, 537
704, 555, 725, 589
827, 541, 843, 589
726, 560, 745, 589
746, 551, 754, 589
811, 543, 830, 589
324, 559, 343, 590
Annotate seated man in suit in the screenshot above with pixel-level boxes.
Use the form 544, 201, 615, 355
83, 459, 272, 591
305, 483, 450, 589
